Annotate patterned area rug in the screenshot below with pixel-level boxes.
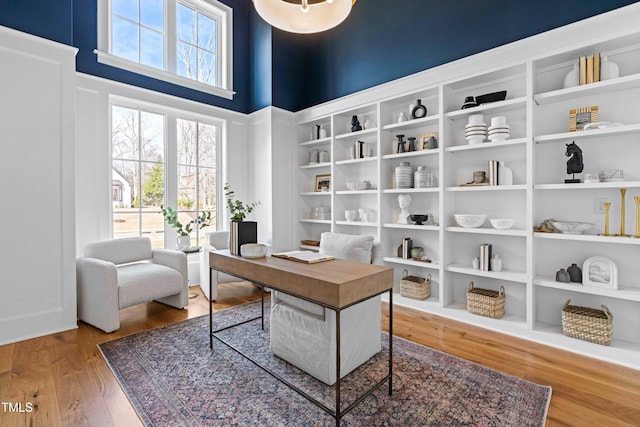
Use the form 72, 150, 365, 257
99, 302, 551, 426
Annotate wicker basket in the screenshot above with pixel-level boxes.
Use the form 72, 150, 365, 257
400, 269, 431, 300
562, 299, 613, 346
466, 281, 505, 318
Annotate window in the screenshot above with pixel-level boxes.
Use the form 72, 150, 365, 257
97, 0, 234, 99
111, 102, 221, 248
111, 106, 166, 247
176, 118, 218, 246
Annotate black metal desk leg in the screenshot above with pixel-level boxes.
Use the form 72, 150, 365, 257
389, 289, 393, 395
261, 286, 265, 330
209, 267, 213, 349
335, 309, 341, 427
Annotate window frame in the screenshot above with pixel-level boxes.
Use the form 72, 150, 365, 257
97, 0, 234, 100
109, 95, 224, 248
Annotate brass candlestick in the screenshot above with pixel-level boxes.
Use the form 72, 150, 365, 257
615, 188, 630, 237
635, 196, 640, 238
600, 201, 612, 236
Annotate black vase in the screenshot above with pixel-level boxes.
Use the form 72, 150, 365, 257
230, 221, 257, 255
555, 268, 570, 283
567, 263, 582, 282
396, 134, 406, 153
407, 137, 416, 152
411, 99, 427, 119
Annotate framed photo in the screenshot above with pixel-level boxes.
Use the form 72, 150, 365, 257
419, 132, 438, 150
314, 174, 331, 192
569, 105, 598, 132
582, 256, 618, 289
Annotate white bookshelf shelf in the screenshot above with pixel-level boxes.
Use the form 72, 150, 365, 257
534, 232, 640, 245
446, 226, 527, 236
446, 263, 527, 283
445, 137, 527, 152
534, 275, 640, 302
383, 256, 440, 269
534, 123, 640, 144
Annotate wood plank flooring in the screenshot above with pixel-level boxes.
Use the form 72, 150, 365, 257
1, 282, 639, 426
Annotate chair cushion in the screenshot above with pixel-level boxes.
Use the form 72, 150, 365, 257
273, 292, 325, 317
117, 262, 183, 309
319, 233, 374, 264
85, 237, 153, 265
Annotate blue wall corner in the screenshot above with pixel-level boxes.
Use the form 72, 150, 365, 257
249, 10, 273, 112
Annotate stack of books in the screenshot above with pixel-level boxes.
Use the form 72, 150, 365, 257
579, 53, 601, 85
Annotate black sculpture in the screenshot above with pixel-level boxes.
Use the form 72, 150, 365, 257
351, 115, 362, 132
565, 141, 583, 183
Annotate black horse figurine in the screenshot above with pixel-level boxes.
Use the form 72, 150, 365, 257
565, 141, 583, 183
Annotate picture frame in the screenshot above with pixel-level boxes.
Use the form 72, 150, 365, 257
314, 174, 331, 192
569, 105, 598, 132
419, 132, 438, 150
582, 256, 618, 289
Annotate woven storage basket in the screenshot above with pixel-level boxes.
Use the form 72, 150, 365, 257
466, 281, 505, 318
400, 269, 431, 300
562, 299, 613, 346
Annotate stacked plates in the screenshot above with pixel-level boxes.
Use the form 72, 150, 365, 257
488, 116, 510, 141
465, 114, 486, 144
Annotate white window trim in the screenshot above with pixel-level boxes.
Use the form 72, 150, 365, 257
97, 0, 234, 100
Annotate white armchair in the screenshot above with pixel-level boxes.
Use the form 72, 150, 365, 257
199, 231, 243, 301
270, 232, 383, 385
76, 237, 188, 333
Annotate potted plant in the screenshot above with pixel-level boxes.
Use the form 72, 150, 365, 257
161, 206, 212, 250
225, 183, 260, 255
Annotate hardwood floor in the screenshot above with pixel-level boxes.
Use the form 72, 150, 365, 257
2, 282, 639, 426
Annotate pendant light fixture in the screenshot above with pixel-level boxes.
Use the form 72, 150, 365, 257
253, 0, 356, 34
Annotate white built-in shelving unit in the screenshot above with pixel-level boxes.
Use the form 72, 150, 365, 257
290, 8, 640, 370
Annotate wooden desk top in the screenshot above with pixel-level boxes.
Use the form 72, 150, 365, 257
210, 250, 393, 309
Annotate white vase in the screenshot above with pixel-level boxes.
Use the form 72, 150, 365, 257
600, 56, 619, 80
563, 63, 579, 88
177, 235, 190, 250
490, 254, 502, 272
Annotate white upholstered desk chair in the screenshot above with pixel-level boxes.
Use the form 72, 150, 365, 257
270, 232, 383, 385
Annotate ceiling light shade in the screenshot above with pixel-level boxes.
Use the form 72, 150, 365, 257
253, 0, 355, 34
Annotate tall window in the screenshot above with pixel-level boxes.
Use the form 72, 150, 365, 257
97, 0, 234, 99
111, 106, 166, 247
111, 103, 220, 248
177, 119, 217, 246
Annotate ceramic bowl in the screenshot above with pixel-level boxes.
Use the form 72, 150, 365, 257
490, 218, 515, 229
345, 210, 359, 221
468, 114, 484, 125
550, 221, 595, 234
240, 243, 267, 258
454, 214, 487, 228
410, 214, 429, 225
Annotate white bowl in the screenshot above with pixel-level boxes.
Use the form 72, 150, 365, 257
345, 210, 359, 221
468, 114, 484, 125
240, 243, 267, 258
490, 218, 515, 229
550, 221, 595, 234
454, 214, 487, 228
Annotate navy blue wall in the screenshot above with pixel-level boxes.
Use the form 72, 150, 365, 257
249, 10, 272, 112
272, 0, 639, 112
0, 0, 252, 113
1, 0, 638, 114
